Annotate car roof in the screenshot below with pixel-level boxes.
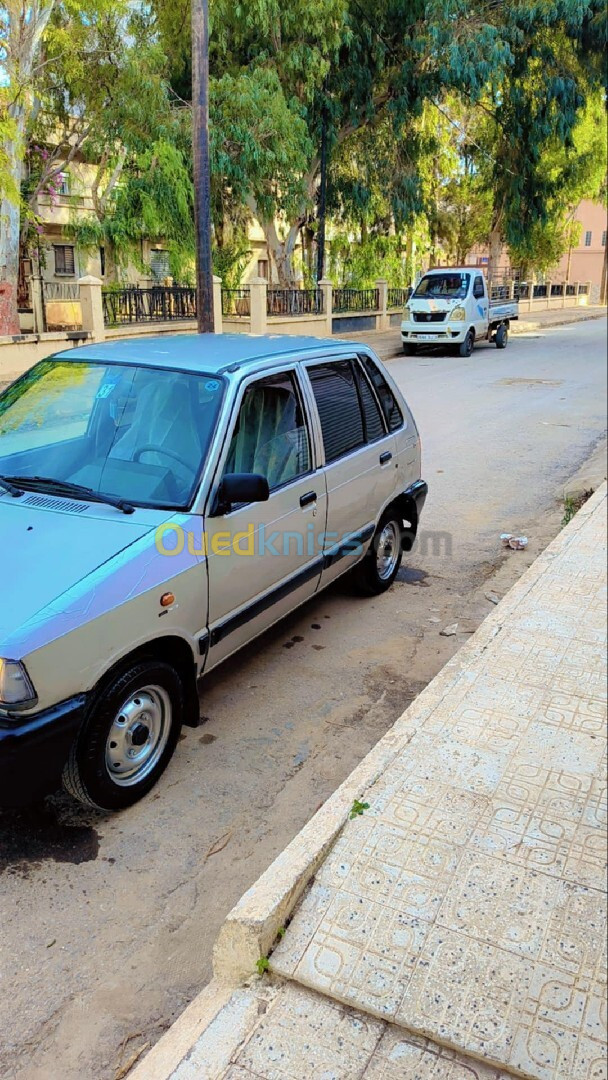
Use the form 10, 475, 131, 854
51, 333, 365, 376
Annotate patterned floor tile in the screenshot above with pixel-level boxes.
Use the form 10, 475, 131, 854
362, 1027, 511, 1079
286, 891, 429, 1018
469, 765, 607, 886
232, 984, 384, 1080
436, 852, 562, 960
397, 928, 532, 1063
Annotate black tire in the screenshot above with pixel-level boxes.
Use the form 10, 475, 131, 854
495, 323, 508, 349
350, 506, 404, 596
458, 329, 475, 358
403, 343, 418, 355
62, 660, 184, 811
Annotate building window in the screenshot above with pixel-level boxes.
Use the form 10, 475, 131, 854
150, 249, 170, 281
99, 247, 106, 277
602, 231, 607, 248
584, 231, 592, 247
54, 244, 75, 276
257, 259, 269, 280
57, 173, 70, 196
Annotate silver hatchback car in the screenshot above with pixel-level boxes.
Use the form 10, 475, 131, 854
0, 335, 427, 810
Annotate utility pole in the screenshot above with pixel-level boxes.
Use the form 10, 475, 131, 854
316, 89, 329, 283
192, 0, 214, 333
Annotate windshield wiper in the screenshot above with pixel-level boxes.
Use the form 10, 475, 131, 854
0, 475, 25, 497
6, 475, 135, 515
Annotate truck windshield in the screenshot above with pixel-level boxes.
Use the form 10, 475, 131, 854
413, 273, 470, 300
0, 360, 226, 510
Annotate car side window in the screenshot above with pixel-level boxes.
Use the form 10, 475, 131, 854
224, 371, 310, 492
353, 360, 386, 442
473, 276, 485, 299
358, 355, 404, 432
308, 361, 365, 463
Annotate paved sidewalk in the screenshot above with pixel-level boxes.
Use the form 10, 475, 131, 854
133, 487, 607, 1080
347, 305, 607, 363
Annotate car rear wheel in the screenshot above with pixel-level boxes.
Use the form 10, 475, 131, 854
350, 506, 403, 596
458, 329, 475, 357
62, 660, 184, 810
494, 323, 508, 349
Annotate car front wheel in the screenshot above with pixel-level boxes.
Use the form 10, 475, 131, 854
458, 329, 475, 357
63, 660, 184, 810
351, 506, 404, 596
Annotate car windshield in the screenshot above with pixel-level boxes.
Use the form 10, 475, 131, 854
0, 360, 226, 510
413, 273, 470, 300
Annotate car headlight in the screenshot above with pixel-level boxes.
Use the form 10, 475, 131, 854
0, 659, 37, 708
451, 306, 466, 321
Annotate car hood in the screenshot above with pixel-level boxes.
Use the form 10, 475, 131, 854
409, 297, 455, 313
0, 496, 153, 646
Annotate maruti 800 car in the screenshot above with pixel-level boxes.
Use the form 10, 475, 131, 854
0, 335, 427, 811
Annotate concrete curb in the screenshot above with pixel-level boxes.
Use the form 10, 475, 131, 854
128, 979, 238, 1080
133, 484, 607, 1078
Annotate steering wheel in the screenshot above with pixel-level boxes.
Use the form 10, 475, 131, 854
133, 445, 196, 476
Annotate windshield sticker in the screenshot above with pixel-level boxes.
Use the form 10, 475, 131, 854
205, 379, 220, 392
96, 382, 118, 399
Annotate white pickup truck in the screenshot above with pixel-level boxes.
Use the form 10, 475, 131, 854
401, 267, 518, 357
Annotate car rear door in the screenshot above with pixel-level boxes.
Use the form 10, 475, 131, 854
204, 365, 325, 669
302, 355, 398, 586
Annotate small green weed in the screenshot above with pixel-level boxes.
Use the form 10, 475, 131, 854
256, 956, 270, 975
350, 799, 370, 819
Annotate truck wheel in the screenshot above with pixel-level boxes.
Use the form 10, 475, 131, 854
350, 506, 403, 596
62, 660, 184, 810
458, 330, 475, 358
495, 323, 508, 349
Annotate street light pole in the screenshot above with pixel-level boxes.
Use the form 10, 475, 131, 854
192, 0, 214, 333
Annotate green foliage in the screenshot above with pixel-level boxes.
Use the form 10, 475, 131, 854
256, 956, 270, 975
0, 97, 20, 206
329, 234, 408, 289
212, 235, 251, 289
349, 799, 370, 819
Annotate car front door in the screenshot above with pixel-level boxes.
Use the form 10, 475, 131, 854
473, 275, 488, 338
302, 356, 398, 587
204, 366, 326, 669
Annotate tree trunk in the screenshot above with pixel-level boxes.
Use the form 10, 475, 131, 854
263, 218, 302, 287
487, 226, 503, 284
1, 0, 56, 334
0, 130, 22, 335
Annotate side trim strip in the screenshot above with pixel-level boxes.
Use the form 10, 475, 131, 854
208, 525, 375, 648
209, 556, 325, 647
323, 524, 375, 570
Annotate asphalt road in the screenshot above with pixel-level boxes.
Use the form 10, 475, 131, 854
1, 318, 606, 1080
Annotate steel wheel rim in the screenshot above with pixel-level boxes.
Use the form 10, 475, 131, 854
105, 685, 172, 787
376, 521, 400, 581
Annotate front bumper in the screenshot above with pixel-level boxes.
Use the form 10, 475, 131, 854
0, 695, 86, 806
401, 320, 468, 344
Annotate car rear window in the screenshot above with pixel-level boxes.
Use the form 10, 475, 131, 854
354, 360, 386, 442
359, 355, 404, 432
308, 361, 365, 463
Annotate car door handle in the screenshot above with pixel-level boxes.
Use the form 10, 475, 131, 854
379, 452, 393, 465
300, 491, 317, 508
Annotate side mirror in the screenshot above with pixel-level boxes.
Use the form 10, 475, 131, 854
213, 472, 270, 515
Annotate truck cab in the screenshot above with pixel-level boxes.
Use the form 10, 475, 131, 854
401, 267, 518, 357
